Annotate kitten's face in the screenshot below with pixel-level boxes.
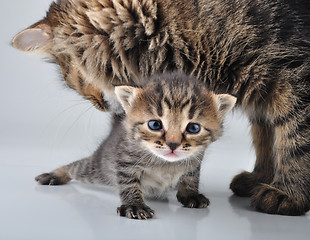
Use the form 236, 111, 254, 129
130, 111, 215, 162
115, 73, 236, 162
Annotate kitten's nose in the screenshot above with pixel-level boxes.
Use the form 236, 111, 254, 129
167, 142, 181, 151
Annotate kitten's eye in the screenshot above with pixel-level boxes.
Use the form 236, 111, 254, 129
186, 123, 201, 134
148, 120, 163, 131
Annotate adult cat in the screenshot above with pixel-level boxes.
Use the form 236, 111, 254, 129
12, 0, 310, 215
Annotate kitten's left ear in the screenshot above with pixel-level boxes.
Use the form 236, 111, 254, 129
214, 94, 237, 119
115, 86, 140, 112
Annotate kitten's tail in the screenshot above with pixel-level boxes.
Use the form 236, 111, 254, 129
35, 156, 112, 186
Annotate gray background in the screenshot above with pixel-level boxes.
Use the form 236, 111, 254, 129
1, 1, 309, 240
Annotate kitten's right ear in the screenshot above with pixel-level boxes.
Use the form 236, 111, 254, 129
114, 86, 140, 112
12, 22, 52, 53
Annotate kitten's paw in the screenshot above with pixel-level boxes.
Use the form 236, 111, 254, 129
35, 173, 64, 185
251, 184, 309, 216
230, 171, 257, 197
117, 204, 155, 220
177, 193, 210, 208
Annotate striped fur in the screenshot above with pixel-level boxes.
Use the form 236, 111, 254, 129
13, 0, 310, 215
35, 72, 235, 219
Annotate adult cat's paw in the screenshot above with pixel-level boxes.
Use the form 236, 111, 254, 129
177, 193, 210, 208
251, 184, 309, 216
117, 204, 155, 220
35, 173, 64, 185
230, 171, 258, 197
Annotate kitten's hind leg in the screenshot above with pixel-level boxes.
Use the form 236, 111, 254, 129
230, 122, 275, 197
35, 156, 97, 185
35, 167, 71, 185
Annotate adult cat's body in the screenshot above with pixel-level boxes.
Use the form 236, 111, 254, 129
35, 72, 236, 219
13, 0, 310, 215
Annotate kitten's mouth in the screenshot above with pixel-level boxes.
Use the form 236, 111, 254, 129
164, 151, 180, 158
153, 149, 190, 162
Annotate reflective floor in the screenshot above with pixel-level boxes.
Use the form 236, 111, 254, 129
1, 113, 310, 240
1, 1, 310, 239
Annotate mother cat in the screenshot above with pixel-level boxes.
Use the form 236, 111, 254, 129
12, 0, 310, 215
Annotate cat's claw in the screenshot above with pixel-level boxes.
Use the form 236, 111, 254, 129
35, 173, 61, 185
177, 193, 210, 208
139, 212, 147, 220
117, 204, 155, 220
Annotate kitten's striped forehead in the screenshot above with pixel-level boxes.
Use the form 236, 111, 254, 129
139, 72, 214, 119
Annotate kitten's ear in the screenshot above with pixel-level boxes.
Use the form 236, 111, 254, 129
115, 86, 140, 112
214, 94, 237, 119
12, 23, 52, 53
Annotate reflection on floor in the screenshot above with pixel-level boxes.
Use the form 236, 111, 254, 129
1, 129, 310, 240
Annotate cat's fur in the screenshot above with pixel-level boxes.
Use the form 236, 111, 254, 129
35, 72, 236, 219
12, 0, 310, 215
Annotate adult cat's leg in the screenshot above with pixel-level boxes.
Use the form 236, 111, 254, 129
251, 115, 310, 215
176, 165, 210, 208
230, 122, 275, 196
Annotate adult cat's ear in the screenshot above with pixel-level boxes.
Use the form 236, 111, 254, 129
214, 94, 237, 119
115, 86, 140, 112
12, 22, 52, 53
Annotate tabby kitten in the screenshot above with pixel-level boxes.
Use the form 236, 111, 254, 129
35, 72, 236, 219
13, 0, 310, 215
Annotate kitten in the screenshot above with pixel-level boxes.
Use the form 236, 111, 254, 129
35, 72, 236, 219
12, 0, 310, 215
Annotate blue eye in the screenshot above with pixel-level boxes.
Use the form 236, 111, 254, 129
148, 120, 162, 131
186, 123, 201, 134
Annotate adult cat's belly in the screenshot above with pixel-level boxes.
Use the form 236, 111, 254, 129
140, 167, 185, 199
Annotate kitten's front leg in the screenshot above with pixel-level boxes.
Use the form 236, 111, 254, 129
176, 166, 210, 208
116, 170, 154, 220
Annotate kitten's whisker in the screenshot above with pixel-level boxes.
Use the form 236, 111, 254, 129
41, 100, 90, 134
61, 104, 94, 139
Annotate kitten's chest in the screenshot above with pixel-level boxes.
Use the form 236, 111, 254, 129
140, 165, 186, 199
